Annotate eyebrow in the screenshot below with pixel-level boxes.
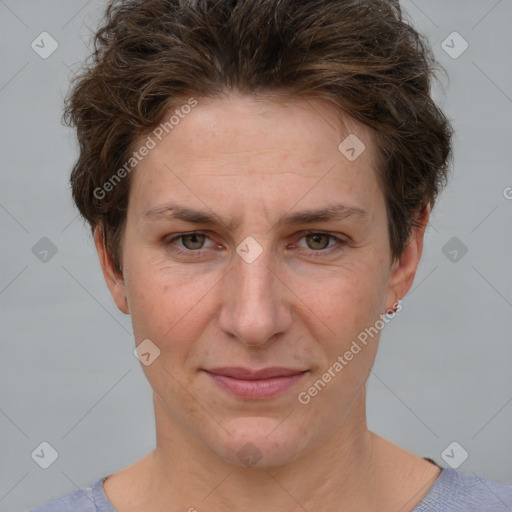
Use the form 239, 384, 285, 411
143, 201, 368, 232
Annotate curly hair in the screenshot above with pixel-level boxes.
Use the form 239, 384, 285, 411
64, 0, 454, 274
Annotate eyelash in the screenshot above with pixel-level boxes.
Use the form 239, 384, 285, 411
163, 230, 348, 258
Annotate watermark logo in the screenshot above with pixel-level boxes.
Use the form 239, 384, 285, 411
31, 32, 58, 59
237, 442, 263, 467
31, 441, 59, 469
441, 32, 468, 59
338, 134, 366, 161
442, 236, 468, 263
32, 237, 58, 263
441, 441, 469, 469
133, 338, 161, 366
236, 236, 263, 263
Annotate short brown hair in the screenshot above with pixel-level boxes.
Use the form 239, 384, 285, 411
64, 0, 454, 274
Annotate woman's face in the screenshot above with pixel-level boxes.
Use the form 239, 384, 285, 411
98, 93, 423, 468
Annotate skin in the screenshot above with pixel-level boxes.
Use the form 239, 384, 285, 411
95, 92, 441, 511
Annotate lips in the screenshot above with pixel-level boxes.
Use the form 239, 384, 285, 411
203, 367, 309, 399
206, 367, 307, 379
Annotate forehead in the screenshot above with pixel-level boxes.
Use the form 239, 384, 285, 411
159, 93, 377, 163
128, 93, 383, 223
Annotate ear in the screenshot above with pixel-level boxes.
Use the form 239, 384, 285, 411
385, 204, 431, 310
94, 226, 130, 314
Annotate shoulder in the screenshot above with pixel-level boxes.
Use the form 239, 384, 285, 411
28, 477, 113, 512
414, 467, 512, 512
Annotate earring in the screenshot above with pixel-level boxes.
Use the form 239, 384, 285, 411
384, 298, 402, 319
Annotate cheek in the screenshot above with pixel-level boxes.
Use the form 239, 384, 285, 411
296, 260, 390, 397
292, 258, 389, 341
298, 268, 386, 416
123, 255, 220, 346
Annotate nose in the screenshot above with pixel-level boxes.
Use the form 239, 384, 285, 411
218, 244, 293, 347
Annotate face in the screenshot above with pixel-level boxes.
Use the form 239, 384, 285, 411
96, 93, 426, 468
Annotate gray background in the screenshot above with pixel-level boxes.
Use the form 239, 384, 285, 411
1, 0, 511, 510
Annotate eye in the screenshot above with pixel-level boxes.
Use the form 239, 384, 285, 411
164, 232, 216, 255
163, 230, 347, 259
293, 231, 347, 256
177, 233, 208, 250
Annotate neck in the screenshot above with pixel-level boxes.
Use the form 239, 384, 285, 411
144, 389, 381, 512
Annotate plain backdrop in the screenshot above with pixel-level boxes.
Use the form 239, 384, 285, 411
0, 0, 511, 510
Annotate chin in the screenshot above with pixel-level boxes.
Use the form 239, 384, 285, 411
211, 416, 310, 469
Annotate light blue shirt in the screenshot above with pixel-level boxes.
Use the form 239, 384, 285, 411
29, 466, 512, 511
